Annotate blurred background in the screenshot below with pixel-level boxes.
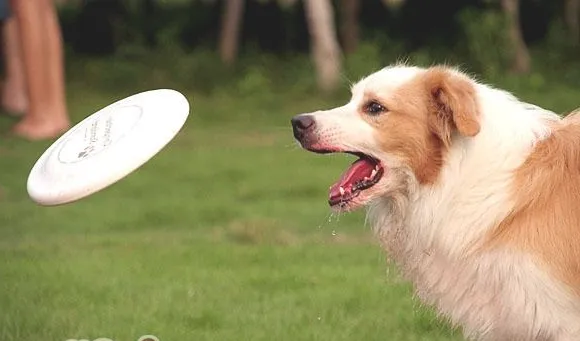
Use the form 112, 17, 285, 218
1, 0, 579, 340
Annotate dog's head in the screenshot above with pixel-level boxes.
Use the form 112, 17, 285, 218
291, 65, 481, 211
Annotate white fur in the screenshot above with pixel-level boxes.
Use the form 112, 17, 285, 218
300, 65, 580, 340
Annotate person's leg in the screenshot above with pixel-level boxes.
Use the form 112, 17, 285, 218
2, 16, 28, 115
11, 0, 69, 140
43, 0, 67, 123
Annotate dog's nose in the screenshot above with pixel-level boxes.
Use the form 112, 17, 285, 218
291, 115, 315, 140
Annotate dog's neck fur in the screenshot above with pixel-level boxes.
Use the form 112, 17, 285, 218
370, 84, 558, 257
366, 85, 565, 340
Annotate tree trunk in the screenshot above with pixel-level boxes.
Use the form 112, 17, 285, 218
501, 0, 530, 74
304, 0, 342, 93
340, 0, 360, 54
142, 0, 157, 48
219, 0, 245, 65
565, 0, 580, 46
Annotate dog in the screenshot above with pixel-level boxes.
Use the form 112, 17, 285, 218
291, 64, 580, 341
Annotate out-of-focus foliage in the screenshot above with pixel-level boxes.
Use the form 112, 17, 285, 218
458, 7, 512, 78
58, 0, 580, 93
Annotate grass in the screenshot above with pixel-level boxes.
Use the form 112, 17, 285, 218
1, 53, 579, 341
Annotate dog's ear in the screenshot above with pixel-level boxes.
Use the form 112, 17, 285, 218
424, 67, 480, 146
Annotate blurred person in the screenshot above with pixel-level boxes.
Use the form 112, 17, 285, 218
8, 0, 70, 140
2, 15, 27, 115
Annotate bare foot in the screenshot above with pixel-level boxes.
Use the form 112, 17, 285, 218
12, 113, 70, 140
1, 82, 28, 115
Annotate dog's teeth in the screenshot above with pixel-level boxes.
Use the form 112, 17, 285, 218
339, 186, 345, 195
371, 169, 377, 178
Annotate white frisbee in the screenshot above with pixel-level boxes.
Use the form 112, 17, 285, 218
27, 89, 190, 206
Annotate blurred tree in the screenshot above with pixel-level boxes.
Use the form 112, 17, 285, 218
143, 0, 157, 48
219, 0, 245, 65
278, 0, 299, 6
340, 0, 360, 54
72, 0, 128, 55
304, 0, 342, 92
381, 0, 405, 10
501, 0, 530, 73
565, 0, 580, 46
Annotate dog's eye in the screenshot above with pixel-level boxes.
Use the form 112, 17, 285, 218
364, 101, 386, 115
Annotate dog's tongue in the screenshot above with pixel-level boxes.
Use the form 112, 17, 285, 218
329, 157, 376, 200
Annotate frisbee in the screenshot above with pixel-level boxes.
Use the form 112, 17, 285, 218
27, 89, 190, 206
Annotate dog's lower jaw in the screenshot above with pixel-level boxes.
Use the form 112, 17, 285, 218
366, 191, 411, 259
366, 170, 414, 232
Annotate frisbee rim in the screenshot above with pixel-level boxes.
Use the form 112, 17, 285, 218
26, 89, 190, 206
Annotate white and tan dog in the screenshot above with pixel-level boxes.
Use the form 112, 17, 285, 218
291, 64, 580, 341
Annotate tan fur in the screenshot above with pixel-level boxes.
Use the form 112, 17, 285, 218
485, 112, 580, 295
364, 67, 481, 184
424, 67, 481, 143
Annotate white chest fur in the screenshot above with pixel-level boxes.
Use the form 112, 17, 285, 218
367, 94, 580, 340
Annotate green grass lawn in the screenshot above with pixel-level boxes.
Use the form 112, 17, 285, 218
1, 59, 578, 341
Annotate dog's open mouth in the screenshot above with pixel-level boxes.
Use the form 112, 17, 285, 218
328, 152, 385, 207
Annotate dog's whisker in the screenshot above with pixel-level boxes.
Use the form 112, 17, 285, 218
284, 141, 302, 150
340, 73, 354, 90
